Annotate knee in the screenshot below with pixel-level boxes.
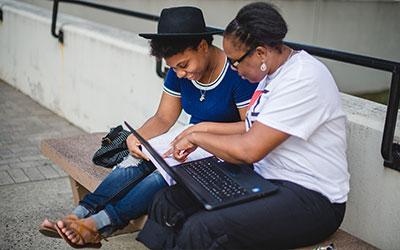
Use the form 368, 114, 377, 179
147, 187, 173, 223
177, 215, 215, 249
151, 184, 170, 206
148, 185, 190, 224
182, 215, 208, 234
138, 160, 156, 172
149, 171, 166, 186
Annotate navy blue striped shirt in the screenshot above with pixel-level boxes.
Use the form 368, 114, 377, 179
163, 58, 257, 124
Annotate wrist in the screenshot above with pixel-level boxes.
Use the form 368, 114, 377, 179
188, 132, 199, 145
196, 122, 208, 133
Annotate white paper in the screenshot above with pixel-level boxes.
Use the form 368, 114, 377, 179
142, 125, 212, 185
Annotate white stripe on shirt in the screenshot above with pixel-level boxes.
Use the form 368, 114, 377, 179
163, 86, 181, 97
236, 99, 251, 108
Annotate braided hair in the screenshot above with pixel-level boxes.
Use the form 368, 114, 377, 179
224, 2, 287, 53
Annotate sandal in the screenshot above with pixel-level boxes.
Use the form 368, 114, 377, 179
39, 219, 60, 238
54, 218, 102, 249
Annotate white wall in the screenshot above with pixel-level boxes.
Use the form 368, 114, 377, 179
1, 1, 399, 249
341, 95, 400, 250
16, 0, 400, 94
0, 0, 179, 132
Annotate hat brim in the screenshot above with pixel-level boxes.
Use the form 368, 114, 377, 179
139, 29, 223, 39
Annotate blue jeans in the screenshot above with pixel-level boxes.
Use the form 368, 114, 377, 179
79, 160, 167, 232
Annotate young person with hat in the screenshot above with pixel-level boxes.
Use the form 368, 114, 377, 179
137, 2, 349, 249
40, 6, 256, 248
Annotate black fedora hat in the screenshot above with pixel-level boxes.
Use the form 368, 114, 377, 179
139, 6, 222, 39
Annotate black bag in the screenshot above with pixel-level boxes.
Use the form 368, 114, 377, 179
92, 125, 131, 168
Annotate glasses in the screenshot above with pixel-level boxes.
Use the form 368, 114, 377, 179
228, 47, 256, 69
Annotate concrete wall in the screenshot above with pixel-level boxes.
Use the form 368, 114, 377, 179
16, 0, 400, 94
0, 1, 399, 249
341, 95, 400, 250
0, 0, 182, 132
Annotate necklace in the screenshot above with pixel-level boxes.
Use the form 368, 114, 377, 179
199, 59, 217, 102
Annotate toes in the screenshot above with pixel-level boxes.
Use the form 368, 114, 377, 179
66, 229, 82, 243
57, 220, 65, 229
67, 230, 83, 245
66, 231, 76, 241
42, 218, 53, 227
70, 234, 82, 244
65, 229, 73, 237
41, 219, 48, 227
66, 228, 78, 238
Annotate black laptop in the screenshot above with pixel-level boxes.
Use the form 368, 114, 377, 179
124, 121, 278, 210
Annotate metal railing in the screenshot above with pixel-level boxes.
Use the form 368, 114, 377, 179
48, 0, 400, 171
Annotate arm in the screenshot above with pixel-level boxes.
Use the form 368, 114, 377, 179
171, 121, 289, 164
175, 106, 248, 139
127, 92, 182, 159
164, 107, 248, 158
238, 106, 247, 120
201, 106, 247, 134
137, 92, 182, 139
199, 106, 248, 134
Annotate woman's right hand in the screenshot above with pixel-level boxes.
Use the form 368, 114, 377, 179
171, 123, 208, 145
163, 133, 198, 162
126, 134, 150, 161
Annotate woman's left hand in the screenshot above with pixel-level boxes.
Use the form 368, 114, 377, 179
163, 134, 198, 162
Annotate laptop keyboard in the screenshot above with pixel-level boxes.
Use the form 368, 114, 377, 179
182, 158, 248, 202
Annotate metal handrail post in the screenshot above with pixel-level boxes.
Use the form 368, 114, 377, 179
382, 69, 400, 170
51, 0, 63, 43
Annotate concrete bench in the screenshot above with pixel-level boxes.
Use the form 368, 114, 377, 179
41, 133, 378, 249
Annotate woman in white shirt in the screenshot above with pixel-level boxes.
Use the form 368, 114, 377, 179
137, 2, 350, 249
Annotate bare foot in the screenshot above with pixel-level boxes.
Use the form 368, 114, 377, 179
41, 218, 55, 229
41, 214, 77, 230
57, 216, 100, 245
39, 218, 60, 238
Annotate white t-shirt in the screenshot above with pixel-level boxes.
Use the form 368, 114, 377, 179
246, 50, 350, 203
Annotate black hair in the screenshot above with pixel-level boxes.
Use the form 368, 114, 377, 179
224, 2, 287, 52
150, 35, 213, 59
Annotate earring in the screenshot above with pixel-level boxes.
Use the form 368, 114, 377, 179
260, 62, 267, 72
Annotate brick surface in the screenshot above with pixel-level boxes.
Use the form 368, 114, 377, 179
37, 165, 60, 179
51, 164, 68, 177
0, 148, 14, 158
0, 170, 14, 185
10, 161, 36, 169
8, 145, 38, 154
7, 168, 29, 183
0, 164, 10, 171
23, 167, 46, 181
5, 144, 31, 152
0, 157, 21, 165
19, 154, 46, 162
1, 149, 39, 160
0, 80, 84, 183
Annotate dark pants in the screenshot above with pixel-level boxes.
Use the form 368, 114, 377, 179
137, 180, 345, 250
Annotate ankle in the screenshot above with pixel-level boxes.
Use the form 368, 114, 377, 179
72, 205, 90, 219
91, 210, 111, 231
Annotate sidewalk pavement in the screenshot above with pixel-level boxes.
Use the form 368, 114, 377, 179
0, 80, 146, 249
